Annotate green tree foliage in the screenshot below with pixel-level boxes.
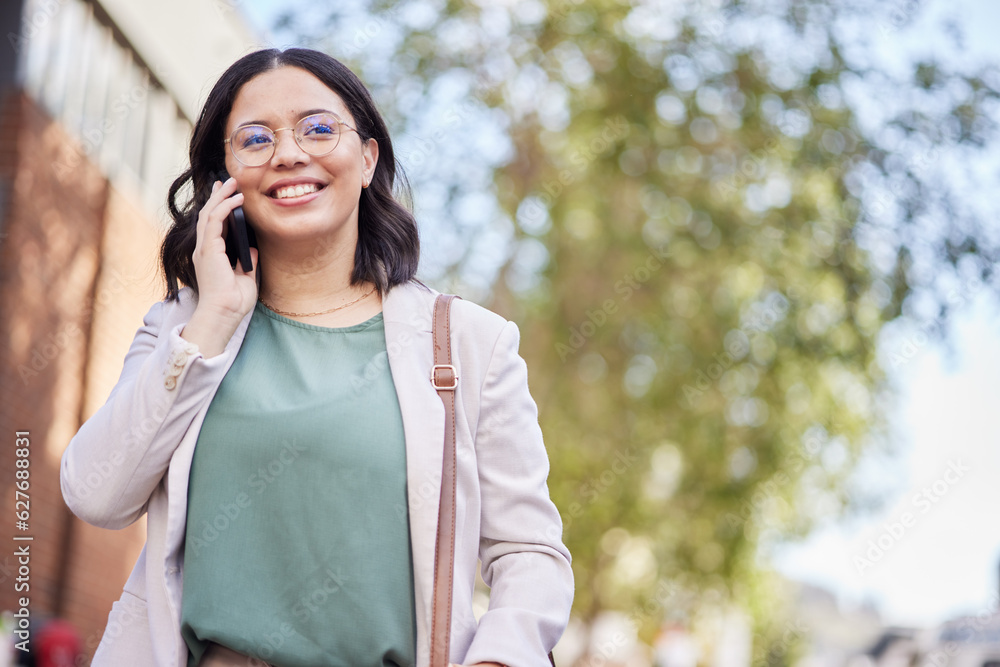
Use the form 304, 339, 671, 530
279, 0, 999, 655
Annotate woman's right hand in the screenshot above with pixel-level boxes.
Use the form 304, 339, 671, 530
181, 177, 259, 358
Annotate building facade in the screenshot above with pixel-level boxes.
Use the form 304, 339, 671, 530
0, 0, 257, 661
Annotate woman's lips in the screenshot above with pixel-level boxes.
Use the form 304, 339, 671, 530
268, 188, 324, 207
267, 183, 326, 207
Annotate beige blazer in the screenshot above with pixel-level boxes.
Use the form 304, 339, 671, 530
60, 280, 573, 667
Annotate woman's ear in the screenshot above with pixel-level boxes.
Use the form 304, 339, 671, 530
362, 138, 379, 186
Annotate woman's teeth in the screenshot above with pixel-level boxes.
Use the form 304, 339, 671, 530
273, 183, 321, 199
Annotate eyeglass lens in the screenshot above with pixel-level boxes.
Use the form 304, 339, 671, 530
229, 113, 344, 166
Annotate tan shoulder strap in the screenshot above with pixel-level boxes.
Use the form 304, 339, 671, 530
429, 294, 556, 667
430, 294, 459, 667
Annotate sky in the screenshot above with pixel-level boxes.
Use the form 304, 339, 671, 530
774, 292, 1000, 627
237, 0, 1000, 630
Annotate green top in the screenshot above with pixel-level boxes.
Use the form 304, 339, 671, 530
181, 301, 416, 667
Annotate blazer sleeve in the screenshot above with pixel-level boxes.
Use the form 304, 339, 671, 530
463, 320, 574, 666
60, 297, 237, 529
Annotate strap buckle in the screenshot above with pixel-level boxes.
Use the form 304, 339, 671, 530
431, 364, 458, 390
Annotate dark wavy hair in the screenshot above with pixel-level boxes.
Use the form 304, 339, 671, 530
160, 48, 420, 300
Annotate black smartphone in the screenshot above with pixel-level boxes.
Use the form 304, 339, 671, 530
214, 170, 257, 272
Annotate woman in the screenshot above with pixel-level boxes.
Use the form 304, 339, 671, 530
60, 48, 573, 667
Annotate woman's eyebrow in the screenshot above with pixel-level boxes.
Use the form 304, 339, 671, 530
234, 109, 339, 129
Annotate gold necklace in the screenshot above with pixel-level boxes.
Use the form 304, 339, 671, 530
258, 285, 376, 318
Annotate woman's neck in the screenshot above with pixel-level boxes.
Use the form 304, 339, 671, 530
256, 234, 378, 322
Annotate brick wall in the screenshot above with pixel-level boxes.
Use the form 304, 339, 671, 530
0, 90, 166, 663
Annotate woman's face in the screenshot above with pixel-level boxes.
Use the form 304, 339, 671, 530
223, 65, 378, 250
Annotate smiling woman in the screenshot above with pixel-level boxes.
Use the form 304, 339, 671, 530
59, 48, 572, 667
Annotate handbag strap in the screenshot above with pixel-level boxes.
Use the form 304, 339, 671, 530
429, 294, 556, 667
430, 294, 460, 667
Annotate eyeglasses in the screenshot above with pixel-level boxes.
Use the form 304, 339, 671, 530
224, 112, 360, 167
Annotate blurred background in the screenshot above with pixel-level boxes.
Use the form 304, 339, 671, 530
1, 0, 999, 664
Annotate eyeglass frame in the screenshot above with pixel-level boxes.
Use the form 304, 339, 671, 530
223, 112, 362, 166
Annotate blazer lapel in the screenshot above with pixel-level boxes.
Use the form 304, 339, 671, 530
164, 305, 254, 557
383, 282, 444, 662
